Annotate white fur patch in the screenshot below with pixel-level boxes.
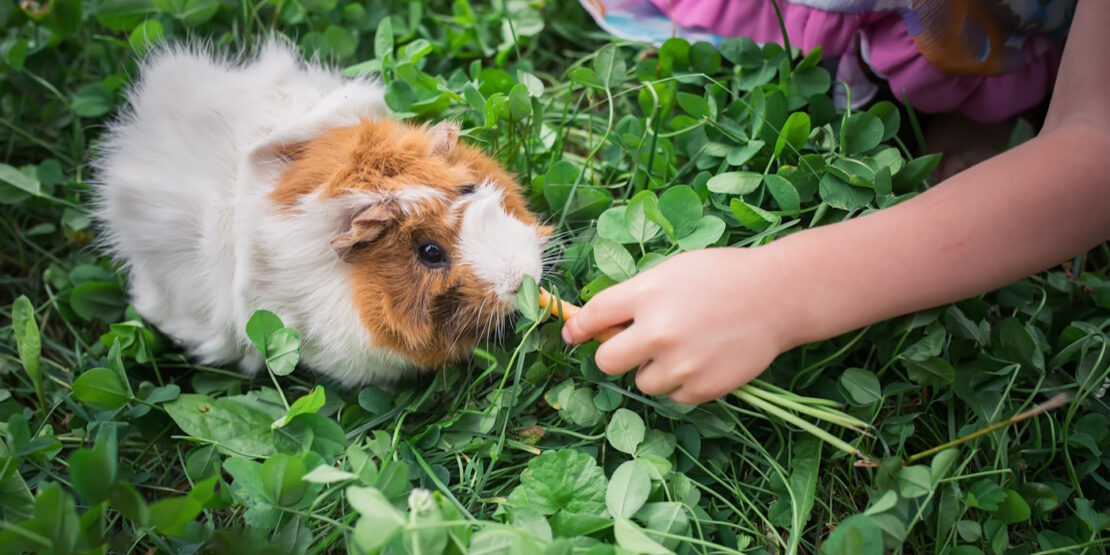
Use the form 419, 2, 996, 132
456, 182, 544, 303
91, 39, 435, 387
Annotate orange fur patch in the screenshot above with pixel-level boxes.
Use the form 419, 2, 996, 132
270, 119, 543, 368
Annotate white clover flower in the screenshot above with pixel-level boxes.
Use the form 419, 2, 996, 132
408, 488, 436, 515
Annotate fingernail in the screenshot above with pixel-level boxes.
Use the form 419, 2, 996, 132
561, 325, 573, 344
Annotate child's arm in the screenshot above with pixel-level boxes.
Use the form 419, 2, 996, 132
562, 0, 1110, 404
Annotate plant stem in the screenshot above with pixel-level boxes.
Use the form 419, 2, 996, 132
731, 388, 865, 459
904, 393, 1069, 465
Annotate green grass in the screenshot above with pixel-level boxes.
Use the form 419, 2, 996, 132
3, 1, 1110, 554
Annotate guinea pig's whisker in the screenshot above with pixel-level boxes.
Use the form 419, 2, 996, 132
473, 296, 490, 341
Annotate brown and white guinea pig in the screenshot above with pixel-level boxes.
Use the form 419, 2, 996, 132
92, 40, 550, 387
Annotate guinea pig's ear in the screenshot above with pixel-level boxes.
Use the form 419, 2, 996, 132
429, 121, 459, 157
330, 202, 399, 261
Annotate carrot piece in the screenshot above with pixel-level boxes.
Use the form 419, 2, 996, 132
539, 287, 624, 343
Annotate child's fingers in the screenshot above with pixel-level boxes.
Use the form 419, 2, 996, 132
669, 377, 738, 406
561, 282, 637, 344
633, 360, 682, 397
593, 325, 654, 375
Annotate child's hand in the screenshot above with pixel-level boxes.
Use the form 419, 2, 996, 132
561, 247, 799, 404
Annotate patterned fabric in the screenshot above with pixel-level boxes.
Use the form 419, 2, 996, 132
578, 0, 1075, 122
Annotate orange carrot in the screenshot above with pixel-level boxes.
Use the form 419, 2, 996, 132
539, 287, 624, 343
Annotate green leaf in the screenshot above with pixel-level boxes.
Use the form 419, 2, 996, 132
593, 238, 637, 282
266, 327, 301, 376
787, 437, 822, 537
357, 387, 392, 417
400, 38, 433, 64
164, 393, 284, 457
791, 66, 831, 97
967, 480, 1007, 511
275, 413, 346, 462
303, 465, 357, 484
764, 174, 801, 212
839, 368, 882, 406
550, 511, 612, 538
512, 508, 552, 543
274, 386, 326, 428
1075, 498, 1110, 534
261, 454, 309, 506
729, 198, 778, 232
821, 514, 884, 555
996, 490, 1031, 524
68, 426, 119, 504
468, 528, 539, 554
657, 186, 702, 238
636, 502, 688, 549
690, 41, 721, 74
707, 171, 762, 195
998, 317, 1044, 372
507, 449, 607, 516
517, 71, 544, 97
658, 38, 690, 73
893, 153, 942, 192
865, 490, 898, 516
11, 296, 44, 410
593, 44, 627, 88
614, 517, 673, 554
509, 83, 532, 120
152, 0, 219, 24
625, 191, 663, 243
598, 207, 639, 244
775, 112, 811, 158
676, 92, 708, 119
606, 460, 651, 518
129, 20, 164, 52
323, 25, 358, 60
542, 161, 613, 222
726, 140, 765, 167
16, 484, 80, 553
69, 280, 126, 322
185, 444, 221, 483
96, 0, 157, 31
841, 112, 884, 154
569, 67, 603, 88
636, 430, 677, 459
1018, 482, 1059, 513
1008, 118, 1035, 149
404, 492, 448, 554
516, 274, 541, 322
904, 356, 956, 386
72, 83, 115, 118
931, 448, 960, 482
606, 409, 646, 455
149, 476, 217, 536
676, 215, 725, 251
374, 15, 394, 59
246, 310, 284, 356
898, 465, 933, 498
108, 483, 149, 525
0, 164, 41, 197
73, 368, 131, 410
868, 101, 901, 142
561, 387, 603, 426
0, 472, 34, 522
819, 173, 872, 211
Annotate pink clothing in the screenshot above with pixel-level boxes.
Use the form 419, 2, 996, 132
645, 0, 1068, 122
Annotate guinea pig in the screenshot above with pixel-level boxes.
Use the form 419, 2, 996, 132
92, 40, 549, 387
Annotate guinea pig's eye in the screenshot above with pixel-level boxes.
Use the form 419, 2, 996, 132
416, 242, 448, 267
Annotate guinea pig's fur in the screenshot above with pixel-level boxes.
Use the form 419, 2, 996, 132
92, 40, 548, 386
